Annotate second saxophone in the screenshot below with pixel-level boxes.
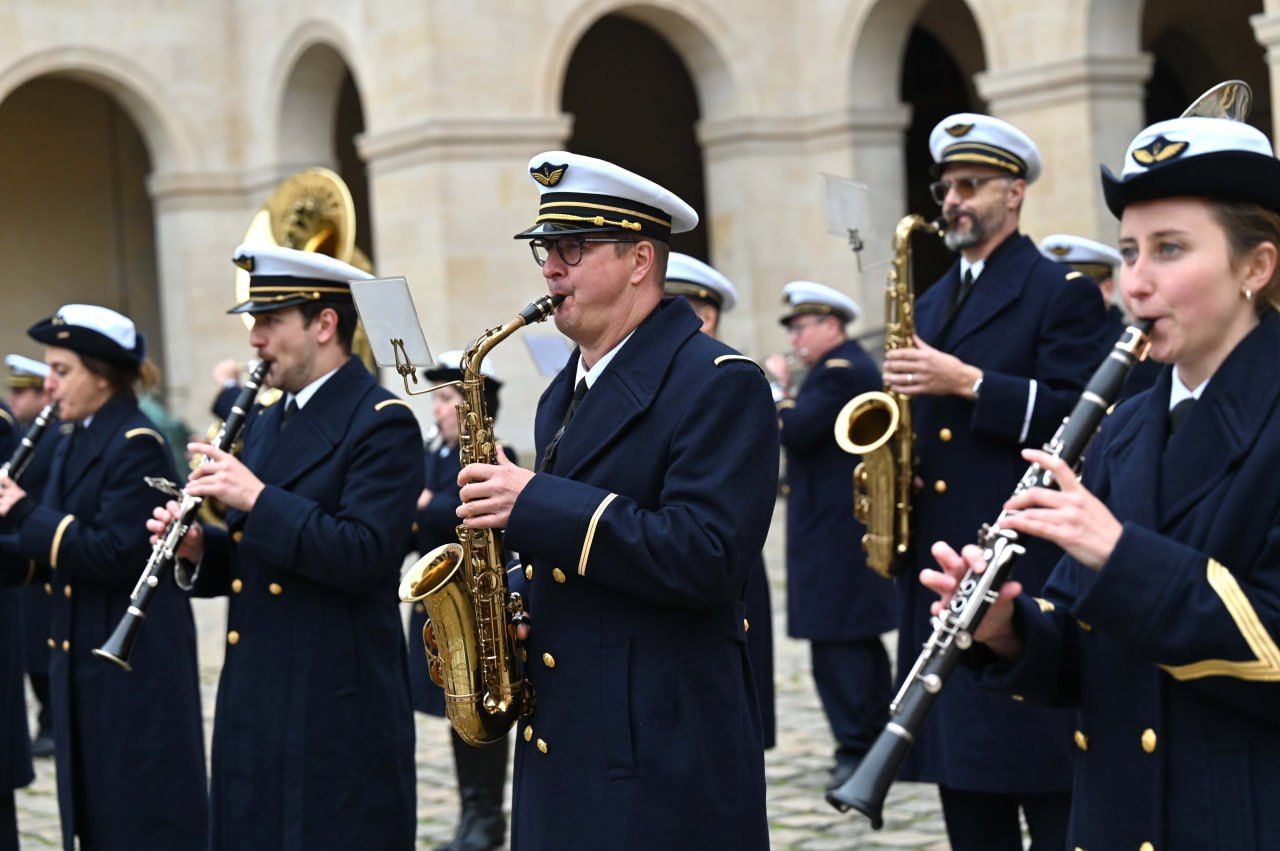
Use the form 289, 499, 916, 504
400, 294, 562, 746
834, 214, 943, 578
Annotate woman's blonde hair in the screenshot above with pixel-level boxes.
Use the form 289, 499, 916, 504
1207, 200, 1280, 315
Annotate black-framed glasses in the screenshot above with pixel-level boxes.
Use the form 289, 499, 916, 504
929, 174, 1009, 205
529, 236, 639, 267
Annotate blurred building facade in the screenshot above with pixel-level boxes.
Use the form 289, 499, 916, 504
1, 0, 1275, 450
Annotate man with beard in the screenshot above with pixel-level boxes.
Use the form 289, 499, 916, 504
881, 113, 1111, 850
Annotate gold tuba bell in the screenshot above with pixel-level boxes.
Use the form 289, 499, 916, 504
833, 214, 942, 578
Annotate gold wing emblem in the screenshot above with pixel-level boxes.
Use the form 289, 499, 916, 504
531, 163, 568, 187
1132, 135, 1188, 167
946, 123, 974, 138
1048, 245, 1072, 257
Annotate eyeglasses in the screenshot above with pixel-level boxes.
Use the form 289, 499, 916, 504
786, 317, 826, 336
929, 174, 1009, 205
529, 236, 639, 267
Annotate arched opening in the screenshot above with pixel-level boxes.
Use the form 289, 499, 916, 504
900, 0, 986, 294
0, 77, 162, 367
1143, 0, 1271, 135
561, 14, 709, 261
276, 44, 375, 266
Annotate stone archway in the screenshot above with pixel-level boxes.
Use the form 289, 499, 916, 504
1142, 0, 1270, 134
0, 76, 164, 371
560, 13, 710, 260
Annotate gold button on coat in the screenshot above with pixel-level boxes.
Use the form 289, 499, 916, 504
269, 583, 283, 596
536, 738, 548, 754
231, 579, 243, 594
939, 428, 953, 442
934, 480, 947, 494
552, 568, 566, 583
523, 726, 533, 742
525, 565, 534, 580
1140, 843, 1154, 851
43, 583, 52, 595
227, 630, 240, 646
1141, 729, 1157, 753
232, 530, 243, 543
542, 653, 556, 669
1074, 730, 1089, 751
415, 602, 425, 613
46, 638, 55, 649
61, 640, 69, 652
63, 584, 72, 598
743, 618, 750, 633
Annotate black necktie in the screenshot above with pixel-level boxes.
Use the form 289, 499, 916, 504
954, 268, 976, 312
539, 378, 588, 474
280, 399, 300, 431
1168, 397, 1196, 443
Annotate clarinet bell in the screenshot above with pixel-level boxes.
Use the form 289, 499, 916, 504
824, 725, 915, 829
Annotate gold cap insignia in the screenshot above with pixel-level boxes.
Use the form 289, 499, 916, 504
946, 123, 975, 138
531, 162, 568, 187
233, 254, 255, 272
1048, 245, 1072, 257
1132, 135, 1188, 167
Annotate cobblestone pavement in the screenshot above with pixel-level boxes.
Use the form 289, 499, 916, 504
16, 500, 953, 849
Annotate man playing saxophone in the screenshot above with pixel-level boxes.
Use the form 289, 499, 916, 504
879, 113, 1112, 849
455, 151, 778, 850
764, 282, 894, 791
148, 246, 422, 850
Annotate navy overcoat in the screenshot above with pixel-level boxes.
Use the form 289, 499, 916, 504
191, 356, 423, 851
981, 311, 1280, 849
896, 232, 1111, 792
1, 393, 207, 850
779, 339, 895, 642
503, 298, 778, 850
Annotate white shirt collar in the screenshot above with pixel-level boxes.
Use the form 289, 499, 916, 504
1169, 368, 1207, 410
960, 257, 986, 282
287, 365, 341, 410
575, 330, 636, 389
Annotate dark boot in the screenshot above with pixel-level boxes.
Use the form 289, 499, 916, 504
437, 730, 509, 851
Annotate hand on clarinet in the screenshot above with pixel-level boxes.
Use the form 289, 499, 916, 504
147, 500, 205, 563
1000, 449, 1122, 571
920, 541, 1025, 661
184, 442, 266, 512
0, 475, 27, 517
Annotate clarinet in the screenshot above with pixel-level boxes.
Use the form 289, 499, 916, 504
0, 401, 59, 483
827, 319, 1154, 828
94, 361, 270, 671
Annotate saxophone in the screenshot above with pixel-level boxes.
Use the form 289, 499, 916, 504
833, 214, 942, 578
399, 294, 562, 746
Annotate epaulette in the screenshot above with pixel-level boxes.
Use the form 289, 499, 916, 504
124, 427, 165, 445
713, 354, 763, 373
374, 398, 412, 413
0, 409, 12, 426
1065, 270, 1086, 281
825, 359, 852, 369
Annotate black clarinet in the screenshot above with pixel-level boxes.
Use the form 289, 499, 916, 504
0, 401, 59, 483
827, 319, 1154, 827
94, 361, 270, 671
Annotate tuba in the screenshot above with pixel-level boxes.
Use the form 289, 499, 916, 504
399, 295, 563, 746
833, 214, 942, 578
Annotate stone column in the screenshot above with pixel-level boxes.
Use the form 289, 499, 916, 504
358, 114, 571, 452
699, 106, 908, 359
976, 55, 1151, 241
1252, 11, 1280, 145
148, 170, 260, 428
